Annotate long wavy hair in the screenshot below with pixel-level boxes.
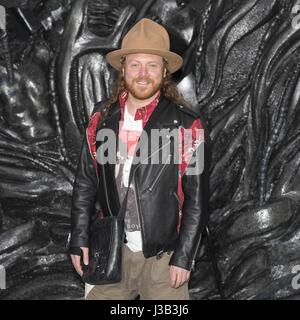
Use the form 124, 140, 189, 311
98, 66, 191, 122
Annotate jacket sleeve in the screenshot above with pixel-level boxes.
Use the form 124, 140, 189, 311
169, 118, 209, 271
69, 132, 98, 249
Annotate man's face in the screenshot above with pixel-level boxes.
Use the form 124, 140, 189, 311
123, 53, 165, 101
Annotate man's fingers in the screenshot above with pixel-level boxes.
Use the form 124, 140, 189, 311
71, 255, 83, 276
170, 267, 182, 288
175, 272, 183, 289
170, 268, 177, 288
185, 272, 190, 283
69, 247, 89, 277
170, 266, 191, 288
82, 247, 89, 265
74, 256, 83, 276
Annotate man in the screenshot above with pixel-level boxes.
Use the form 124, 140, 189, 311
69, 18, 207, 300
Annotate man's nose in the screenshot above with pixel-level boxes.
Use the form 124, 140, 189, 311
138, 66, 149, 77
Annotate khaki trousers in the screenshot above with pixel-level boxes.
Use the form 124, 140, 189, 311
86, 245, 189, 300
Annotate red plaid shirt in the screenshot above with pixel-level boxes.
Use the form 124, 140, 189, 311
118, 91, 160, 156
118, 91, 160, 127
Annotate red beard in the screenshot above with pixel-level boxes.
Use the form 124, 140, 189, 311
125, 76, 163, 100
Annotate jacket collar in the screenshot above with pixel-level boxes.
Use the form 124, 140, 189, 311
102, 94, 170, 132
118, 91, 161, 127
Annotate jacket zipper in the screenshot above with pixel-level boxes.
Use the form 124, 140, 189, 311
133, 173, 145, 251
190, 230, 203, 271
147, 156, 171, 192
138, 139, 171, 165
130, 140, 172, 253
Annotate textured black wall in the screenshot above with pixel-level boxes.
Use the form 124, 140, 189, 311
0, 0, 300, 300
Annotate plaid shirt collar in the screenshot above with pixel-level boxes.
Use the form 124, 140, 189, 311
118, 90, 160, 128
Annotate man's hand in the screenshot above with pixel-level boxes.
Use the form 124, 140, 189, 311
70, 247, 89, 276
170, 265, 191, 288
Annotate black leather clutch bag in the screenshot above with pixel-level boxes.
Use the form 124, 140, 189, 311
82, 215, 125, 285
81, 161, 134, 285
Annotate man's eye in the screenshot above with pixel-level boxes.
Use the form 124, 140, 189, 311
149, 64, 158, 68
130, 63, 139, 67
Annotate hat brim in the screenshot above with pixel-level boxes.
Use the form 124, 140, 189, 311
106, 48, 183, 74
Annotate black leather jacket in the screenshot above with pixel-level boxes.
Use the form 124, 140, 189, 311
69, 96, 208, 271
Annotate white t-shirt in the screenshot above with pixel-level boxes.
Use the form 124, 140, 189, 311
115, 105, 143, 252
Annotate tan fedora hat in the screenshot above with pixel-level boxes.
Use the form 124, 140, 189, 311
106, 18, 183, 74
